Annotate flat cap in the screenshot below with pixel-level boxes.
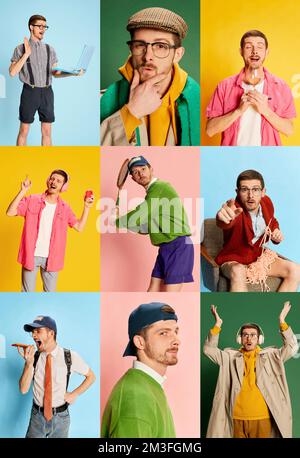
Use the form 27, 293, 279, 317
127, 7, 188, 39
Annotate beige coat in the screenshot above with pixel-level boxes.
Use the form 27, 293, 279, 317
203, 327, 298, 438
100, 109, 176, 146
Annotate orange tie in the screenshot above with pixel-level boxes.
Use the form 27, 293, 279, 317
44, 354, 52, 421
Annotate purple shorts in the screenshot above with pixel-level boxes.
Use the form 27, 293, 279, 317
151, 236, 194, 284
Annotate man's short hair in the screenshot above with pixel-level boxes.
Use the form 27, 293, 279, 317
50, 169, 68, 183
240, 323, 261, 337
28, 15, 47, 31
236, 170, 265, 189
134, 305, 176, 354
240, 30, 268, 49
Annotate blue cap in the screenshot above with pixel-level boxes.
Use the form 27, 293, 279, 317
24, 316, 57, 333
128, 156, 150, 173
123, 302, 178, 357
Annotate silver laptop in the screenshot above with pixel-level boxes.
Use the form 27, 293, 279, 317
52, 45, 94, 74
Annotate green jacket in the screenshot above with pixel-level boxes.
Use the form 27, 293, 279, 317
116, 180, 191, 246
101, 369, 176, 438
101, 76, 200, 146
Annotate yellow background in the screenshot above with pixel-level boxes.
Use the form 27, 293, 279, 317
201, 0, 300, 145
0, 147, 100, 292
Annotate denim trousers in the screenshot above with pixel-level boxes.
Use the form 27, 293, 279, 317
25, 404, 70, 438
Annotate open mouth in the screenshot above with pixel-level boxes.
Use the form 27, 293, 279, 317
35, 340, 42, 350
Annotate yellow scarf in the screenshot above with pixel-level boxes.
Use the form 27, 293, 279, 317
240, 346, 261, 388
119, 58, 187, 146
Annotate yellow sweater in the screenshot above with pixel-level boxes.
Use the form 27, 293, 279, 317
119, 58, 187, 145
211, 323, 289, 420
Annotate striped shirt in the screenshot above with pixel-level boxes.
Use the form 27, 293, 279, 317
11, 39, 57, 87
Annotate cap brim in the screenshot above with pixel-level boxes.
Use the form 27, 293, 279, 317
123, 340, 136, 357
24, 323, 44, 332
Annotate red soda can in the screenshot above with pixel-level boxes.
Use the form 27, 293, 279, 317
85, 190, 94, 199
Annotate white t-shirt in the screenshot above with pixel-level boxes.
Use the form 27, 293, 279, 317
34, 202, 57, 258
32, 345, 90, 408
237, 80, 264, 146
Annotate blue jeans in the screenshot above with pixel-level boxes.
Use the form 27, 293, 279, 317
26, 404, 70, 438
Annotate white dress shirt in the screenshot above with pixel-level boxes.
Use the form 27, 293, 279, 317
32, 344, 89, 408
133, 360, 167, 386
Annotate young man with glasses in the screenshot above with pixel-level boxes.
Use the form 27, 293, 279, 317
205, 30, 296, 146
9, 14, 83, 146
204, 302, 298, 438
101, 7, 200, 146
215, 169, 300, 291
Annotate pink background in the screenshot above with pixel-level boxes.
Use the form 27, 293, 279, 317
100, 292, 200, 438
100, 147, 200, 291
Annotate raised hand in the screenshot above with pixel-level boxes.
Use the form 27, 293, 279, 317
84, 194, 94, 208
211, 304, 223, 328
279, 301, 291, 324
21, 175, 32, 193
217, 198, 243, 224
126, 70, 164, 118
24, 37, 32, 57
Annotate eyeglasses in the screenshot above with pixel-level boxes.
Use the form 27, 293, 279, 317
127, 40, 177, 59
239, 186, 262, 195
241, 333, 258, 339
32, 24, 49, 30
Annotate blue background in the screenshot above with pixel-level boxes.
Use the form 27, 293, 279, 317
0, 293, 100, 438
0, 0, 99, 145
201, 147, 300, 291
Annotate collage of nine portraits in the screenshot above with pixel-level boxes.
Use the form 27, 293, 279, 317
0, 0, 300, 444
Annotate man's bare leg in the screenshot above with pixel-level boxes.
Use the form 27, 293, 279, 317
268, 258, 300, 292
222, 261, 248, 292
163, 283, 183, 292
147, 277, 163, 292
17, 122, 30, 145
41, 122, 52, 146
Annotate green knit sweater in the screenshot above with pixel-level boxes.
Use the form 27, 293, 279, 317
101, 369, 176, 438
116, 180, 191, 246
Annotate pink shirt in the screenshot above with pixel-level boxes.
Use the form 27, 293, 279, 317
206, 68, 296, 146
17, 194, 78, 272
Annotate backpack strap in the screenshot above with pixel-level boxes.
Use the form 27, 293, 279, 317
63, 348, 72, 390
46, 44, 50, 86
33, 348, 72, 390
22, 44, 35, 87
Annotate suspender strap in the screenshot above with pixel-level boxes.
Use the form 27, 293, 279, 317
23, 44, 35, 87
46, 44, 50, 87
63, 348, 72, 390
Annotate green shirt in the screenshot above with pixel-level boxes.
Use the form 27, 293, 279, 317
101, 368, 176, 438
116, 180, 191, 246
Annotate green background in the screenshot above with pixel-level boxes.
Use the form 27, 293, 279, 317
101, 0, 200, 89
201, 293, 300, 437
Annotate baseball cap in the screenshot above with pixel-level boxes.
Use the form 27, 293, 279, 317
123, 302, 178, 357
24, 316, 57, 333
128, 156, 150, 173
